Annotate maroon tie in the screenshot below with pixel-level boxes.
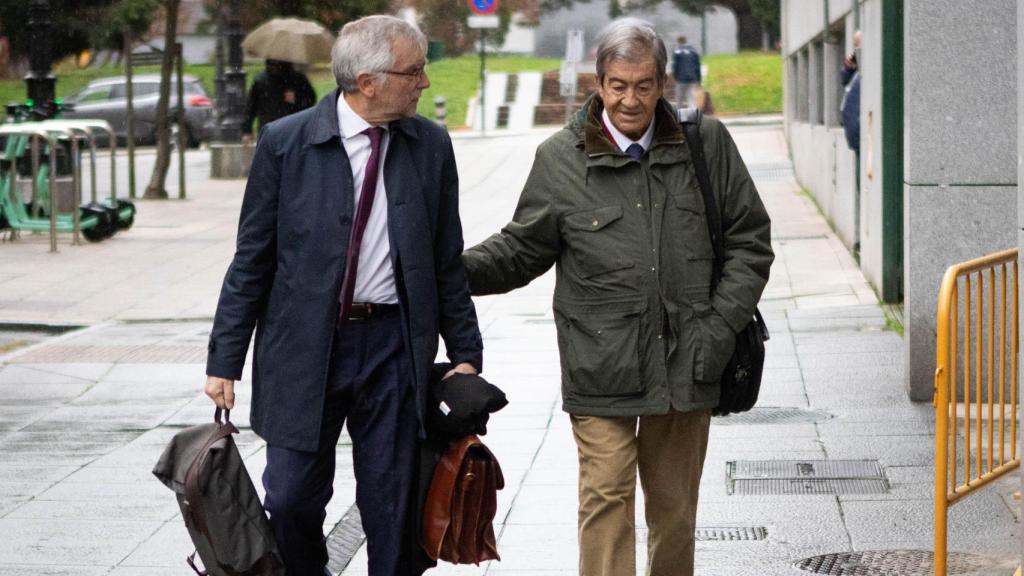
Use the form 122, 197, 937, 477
338, 126, 385, 321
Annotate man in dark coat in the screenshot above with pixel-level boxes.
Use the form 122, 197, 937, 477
205, 15, 483, 576
242, 59, 317, 142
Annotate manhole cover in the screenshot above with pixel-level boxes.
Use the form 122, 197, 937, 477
638, 526, 768, 543
793, 549, 1006, 575
326, 505, 364, 575
727, 460, 889, 495
712, 407, 832, 425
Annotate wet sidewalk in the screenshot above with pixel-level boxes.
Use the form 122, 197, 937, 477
0, 123, 1018, 575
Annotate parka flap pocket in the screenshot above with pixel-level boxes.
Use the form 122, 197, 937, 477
555, 300, 647, 397
564, 205, 624, 232
672, 190, 705, 215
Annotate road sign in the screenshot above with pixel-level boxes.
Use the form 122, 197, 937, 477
565, 29, 585, 63
467, 0, 499, 15
467, 15, 500, 28
559, 60, 577, 97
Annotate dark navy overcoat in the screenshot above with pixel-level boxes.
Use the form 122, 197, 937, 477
206, 90, 483, 452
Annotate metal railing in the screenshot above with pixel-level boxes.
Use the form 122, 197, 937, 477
934, 248, 1020, 576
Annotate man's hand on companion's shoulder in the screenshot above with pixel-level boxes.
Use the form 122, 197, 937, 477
206, 375, 236, 410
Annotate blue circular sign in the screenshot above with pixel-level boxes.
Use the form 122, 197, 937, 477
468, 0, 498, 15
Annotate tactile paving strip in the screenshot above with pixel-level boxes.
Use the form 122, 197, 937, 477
793, 549, 1004, 575
727, 460, 889, 495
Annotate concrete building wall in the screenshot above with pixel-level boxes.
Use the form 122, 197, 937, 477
857, 0, 885, 295
1017, 0, 1024, 545
903, 0, 1017, 399
784, 0, 1019, 401
783, 0, 863, 258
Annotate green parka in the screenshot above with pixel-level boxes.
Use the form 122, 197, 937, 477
463, 95, 773, 416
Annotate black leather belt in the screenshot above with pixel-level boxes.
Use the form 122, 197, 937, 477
343, 302, 400, 321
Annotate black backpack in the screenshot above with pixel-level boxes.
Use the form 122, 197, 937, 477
677, 108, 770, 416
153, 409, 284, 576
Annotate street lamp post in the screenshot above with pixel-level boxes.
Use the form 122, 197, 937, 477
25, 0, 56, 113
218, 0, 246, 142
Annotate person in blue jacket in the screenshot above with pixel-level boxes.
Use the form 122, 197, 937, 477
840, 30, 861, 153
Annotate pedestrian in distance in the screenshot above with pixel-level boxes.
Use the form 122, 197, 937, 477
840, 30, 861, 154
461, 18, 773, 576
671, 34, 701, 108
242, 58, 317, 144
205, 14, 483, 576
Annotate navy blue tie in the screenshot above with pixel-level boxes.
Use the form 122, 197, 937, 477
625, 143, 644, 160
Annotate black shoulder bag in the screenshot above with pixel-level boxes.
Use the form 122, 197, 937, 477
677, 107, 769, 416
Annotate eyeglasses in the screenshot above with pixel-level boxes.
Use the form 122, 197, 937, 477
384, 64, 427, 80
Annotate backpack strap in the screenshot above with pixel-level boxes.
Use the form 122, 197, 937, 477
677, 107, 724, 286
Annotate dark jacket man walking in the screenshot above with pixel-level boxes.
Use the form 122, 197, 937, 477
243, 59, 317, 142
462, 18, 772, 576
205, 15, 483, 576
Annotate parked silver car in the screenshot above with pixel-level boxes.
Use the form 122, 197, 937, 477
62, 74, 214, 147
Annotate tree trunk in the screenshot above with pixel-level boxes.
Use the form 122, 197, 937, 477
143, 0, 181, 200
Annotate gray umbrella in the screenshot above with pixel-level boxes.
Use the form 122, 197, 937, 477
242, 17, 335, 65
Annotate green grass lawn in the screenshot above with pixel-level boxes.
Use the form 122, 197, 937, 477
702, 51, 782, 116
0, 51, 777, 123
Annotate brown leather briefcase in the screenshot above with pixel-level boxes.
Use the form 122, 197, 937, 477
422, 435, 504, 564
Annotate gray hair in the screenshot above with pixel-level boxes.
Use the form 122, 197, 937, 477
332, 15, 427, 93
594, 18, 668, 87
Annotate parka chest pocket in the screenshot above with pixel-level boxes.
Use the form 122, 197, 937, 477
672, 192, 715, 261
562, 205, 635, 279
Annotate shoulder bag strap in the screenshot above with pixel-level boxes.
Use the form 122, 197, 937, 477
676, 107, 724, 287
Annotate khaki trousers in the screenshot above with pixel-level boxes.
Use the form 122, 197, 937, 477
571, 410, 711, 576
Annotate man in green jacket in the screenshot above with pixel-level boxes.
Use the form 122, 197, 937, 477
462, 18, 773, 576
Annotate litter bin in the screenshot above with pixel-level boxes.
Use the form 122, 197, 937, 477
427, 41, 445, 62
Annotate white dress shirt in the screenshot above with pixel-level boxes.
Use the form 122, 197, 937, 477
336, 94, 398, 304
602, 108, 655, 153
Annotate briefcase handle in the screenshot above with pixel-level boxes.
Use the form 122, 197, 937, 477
214, 407, 231, 425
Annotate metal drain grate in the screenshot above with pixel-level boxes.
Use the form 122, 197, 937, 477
727, 460, 889, 495
638, 526, 767, 543
747, 162, 794, 181
712, 407, 832, 425
695, 526, 768, 541
793, 549, 1005, 575
326, 505, 365, 575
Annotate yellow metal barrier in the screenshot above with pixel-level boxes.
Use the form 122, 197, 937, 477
935, 248, 1020, 576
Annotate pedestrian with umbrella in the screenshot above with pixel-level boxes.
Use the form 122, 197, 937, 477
241, 17, 334, 143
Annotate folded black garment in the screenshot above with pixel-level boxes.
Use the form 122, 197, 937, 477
427, 363, 508, 442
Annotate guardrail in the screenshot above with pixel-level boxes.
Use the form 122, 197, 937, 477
934, 248, 1020, 576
